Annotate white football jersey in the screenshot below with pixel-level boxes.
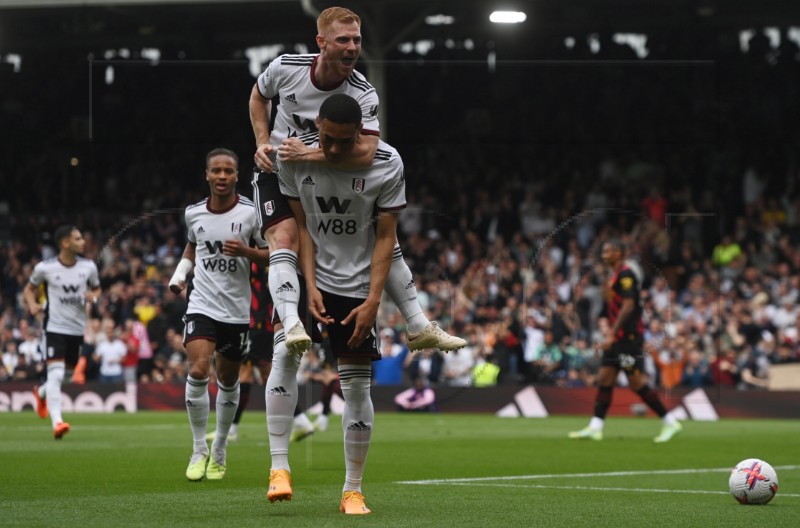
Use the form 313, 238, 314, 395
184, 195, 267, 324
278, 137, 406, 298
29, 257, 100, 336
257, 53, 380, 150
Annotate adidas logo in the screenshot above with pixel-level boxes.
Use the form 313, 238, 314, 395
275, 281, 296, 294
347, 420, 371, 431
198, 226, 205, 233
186, 400, 194, 407
284, 93, 297, 104
405, 279, 415, 290
268, 386, 290, 397
222, 401, 237, 407
301, 176, 315, 185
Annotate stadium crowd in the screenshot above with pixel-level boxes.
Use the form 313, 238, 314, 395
2, 26, 799, 390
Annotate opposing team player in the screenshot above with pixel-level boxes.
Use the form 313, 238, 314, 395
169, 148, 269, 481
568, 239, 682, 443
24, 225, 101, 439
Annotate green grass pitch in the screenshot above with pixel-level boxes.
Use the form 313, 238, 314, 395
1, 412, 798, 527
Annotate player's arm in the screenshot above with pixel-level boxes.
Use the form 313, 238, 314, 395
169, 243, 196, 294
22, 281, 42, 316
222, 240, 269, 267
341, 210, 398, 348
85, 286, 101, 306
249, 83, 275, 173
278, 134, 378, 168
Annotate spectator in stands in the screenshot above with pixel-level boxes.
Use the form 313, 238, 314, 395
394, 378, 437, 412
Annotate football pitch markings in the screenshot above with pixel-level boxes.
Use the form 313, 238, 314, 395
397, 465, 800, 498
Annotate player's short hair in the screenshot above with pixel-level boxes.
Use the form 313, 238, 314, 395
319, 93, 362, 125
54, 225, 78, 247
604, 238, 625, 252
206, 148, 239, 168
317, 6, 361, 34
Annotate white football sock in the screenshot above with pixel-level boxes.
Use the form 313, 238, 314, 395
185, 376, 210, 454
589, 416, 605, 430
212, 380, 240, 454
269, 250, 301, 331
266, 332, 301, 471
339, 364, 373, 493
383, 244, 429, 333
46, 362, 65, 427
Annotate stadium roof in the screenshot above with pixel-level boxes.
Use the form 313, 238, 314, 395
1, 0, 799, 56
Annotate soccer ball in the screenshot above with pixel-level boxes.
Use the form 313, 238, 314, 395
729, 458, 778, 505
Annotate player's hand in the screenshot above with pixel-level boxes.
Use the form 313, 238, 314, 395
308, 287, 334, 325
254, 143, 275, 172
601, 335, 615, 351
223, 239, 247, 257
277, 137, 311, 163
341, 299, 379, 349
28, 303, 43, 317
168, 279, 186, 295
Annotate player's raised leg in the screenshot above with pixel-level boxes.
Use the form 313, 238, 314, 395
384, 244, 466, 351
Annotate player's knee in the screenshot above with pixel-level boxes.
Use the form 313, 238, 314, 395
188, 364, 211, 380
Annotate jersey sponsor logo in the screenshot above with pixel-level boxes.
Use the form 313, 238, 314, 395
62, 284, 81, 293
301, 176, 315, 185
204, 240, 225, 254
291, 114, 317, 133
284, 93, 297, 104
315, 196, 351, 214
263, 200, 275, 216
201, 240, 240, 271
231, 222, 242, 234
352, 178, 365, 194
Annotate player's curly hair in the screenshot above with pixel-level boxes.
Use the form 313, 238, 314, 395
317, 6, 361, 34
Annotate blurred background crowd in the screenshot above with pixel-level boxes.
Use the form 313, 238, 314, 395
2, 8, 799, 390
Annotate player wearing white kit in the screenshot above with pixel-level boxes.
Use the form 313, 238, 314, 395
248, 6, 465, 363
169, 148, 269, 481
266, 93, 402, 515
24, 225, 101, 439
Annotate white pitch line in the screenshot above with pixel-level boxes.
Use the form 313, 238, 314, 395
396, 465, 800, 485
442, 482, 800, 498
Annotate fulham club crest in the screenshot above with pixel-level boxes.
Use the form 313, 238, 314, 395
263, 200, 275, 216
187, 321, 195, 334
352, 178, 365, 194
231, 222, 242, 234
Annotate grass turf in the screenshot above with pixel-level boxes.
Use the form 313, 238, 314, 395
1, 412, 798, 527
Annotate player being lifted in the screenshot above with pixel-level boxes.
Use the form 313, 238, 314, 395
568, 239, 682, 443
169, 148, 269, 481
25, 225, 101, 439
248, 6, 465, 359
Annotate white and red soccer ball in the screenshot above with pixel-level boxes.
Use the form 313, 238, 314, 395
729, 458, 778, 505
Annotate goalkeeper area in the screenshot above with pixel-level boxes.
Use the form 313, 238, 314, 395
1, 413, 798, 527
